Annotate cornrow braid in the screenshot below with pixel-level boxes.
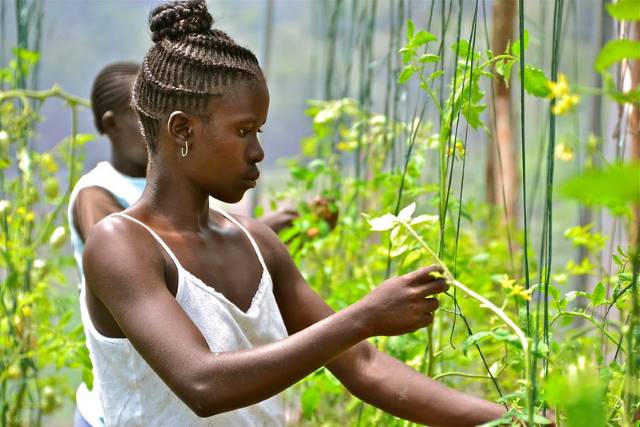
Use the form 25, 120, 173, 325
91, 62, 140, 134
132, 0, 264, 151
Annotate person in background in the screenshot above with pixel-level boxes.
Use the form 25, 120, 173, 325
68, 62, 297, 426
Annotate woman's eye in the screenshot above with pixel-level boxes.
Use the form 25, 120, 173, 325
238, 129, 248, 137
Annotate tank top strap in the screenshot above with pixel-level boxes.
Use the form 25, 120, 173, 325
212, 208, 268, 271
114, 213, 184, 272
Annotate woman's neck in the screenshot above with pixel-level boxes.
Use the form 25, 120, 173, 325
136, 162, 211, 232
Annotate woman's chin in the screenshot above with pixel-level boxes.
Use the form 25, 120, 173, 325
213, 191, 246, 204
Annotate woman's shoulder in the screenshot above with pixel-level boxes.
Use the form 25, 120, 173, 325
83, 213, 166, 287
85, 212, 145, 248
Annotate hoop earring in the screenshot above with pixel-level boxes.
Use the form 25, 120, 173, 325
181, 140, 189, 158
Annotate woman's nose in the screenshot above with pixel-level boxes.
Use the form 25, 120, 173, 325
248, 135, 264, 163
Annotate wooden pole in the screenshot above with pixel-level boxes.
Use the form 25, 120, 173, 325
487, 0, 519, 225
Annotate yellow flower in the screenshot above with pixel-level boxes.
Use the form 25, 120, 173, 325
552, 93, 580, 115
336, 141, 353, 152
25, 211, 35, 222
546, 73, 569, 99
21, 305, 32, 318
554, 143, 574, 162
447, 142, 465, 158
510, 284, 533, 301
40, 153, 58, 173
498, 274, 516, 290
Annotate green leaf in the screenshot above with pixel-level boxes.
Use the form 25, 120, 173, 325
603, 71, 640, 103
406, 19, 415, 40
559, 162, 640, 214
73, 133, 96, 146
301, 135, 318, 157
12, 47, 40, 66
606, 0, 640, 21
426, 70, 445, 82
410, 214, 438, 225
511, 29, 529, 56
523, 65, 550, 97
399, 46, 414, 64
419, 53, 440, 63
390, 244, 409, 258
592, 282, 606, 306
595, 39, 640, 72
397, 202, 416, 221
496, 59, 515, 84
413, 30, 437, 46
462, 329, 522, 356
512, 412, 553, 425
301, 386, 321, 419
366, 213, 398, 231
402, 250, 422, 268
398, 65, 416, 84
290, 166, 311, 182
451, 39, 470, 58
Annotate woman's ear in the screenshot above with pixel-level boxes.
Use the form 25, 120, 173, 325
167, 111, 192, 141
100, 111, 116, 133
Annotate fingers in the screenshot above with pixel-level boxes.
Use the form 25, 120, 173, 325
420, 298, 439, 327
422, 279, 449, 296
423, 297, 439, 313
277, 207, 299, 217
405, 265, 444, 284
423, 312, 434, 326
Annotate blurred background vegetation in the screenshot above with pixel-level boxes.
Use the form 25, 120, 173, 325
1, 0, 639, 426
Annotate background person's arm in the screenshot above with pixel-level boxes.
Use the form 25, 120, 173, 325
259, 206, 298, 233
83, 215, 445, 418
72, 186, 125, 242
246, 218, 506, 427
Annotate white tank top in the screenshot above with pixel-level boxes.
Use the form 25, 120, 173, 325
68, 162, 288, 426
80, 211, 289, 426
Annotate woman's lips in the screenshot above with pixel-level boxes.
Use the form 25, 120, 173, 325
244, 171, 260, 181
243, 171, 259, 188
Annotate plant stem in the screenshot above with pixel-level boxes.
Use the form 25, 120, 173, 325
434, 371, 497, 381
396, 218, 531, 409
0, 84, 91, 109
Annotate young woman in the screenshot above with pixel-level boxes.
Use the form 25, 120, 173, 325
81, 1, 506, 425
69, 62, 297, 426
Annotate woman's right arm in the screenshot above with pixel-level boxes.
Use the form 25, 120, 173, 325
83, 215, 446, 418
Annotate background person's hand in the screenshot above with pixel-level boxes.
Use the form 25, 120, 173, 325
260, 207, 299, 233
355, 265, 448, 337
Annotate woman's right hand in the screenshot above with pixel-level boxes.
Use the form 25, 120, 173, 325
356, 265, 449, 337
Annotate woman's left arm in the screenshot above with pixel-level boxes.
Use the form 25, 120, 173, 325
245, 218, 505, 427
327, 341, 504, 426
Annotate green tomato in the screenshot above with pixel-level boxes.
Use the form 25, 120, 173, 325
43, 178, 59, 199
6, 364, 21, 379
40, 386, 59, 414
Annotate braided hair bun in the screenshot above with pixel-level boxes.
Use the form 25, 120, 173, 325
149, 0, 213, 42
133, 0, 264, 149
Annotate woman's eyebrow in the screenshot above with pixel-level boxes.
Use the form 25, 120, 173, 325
231, 115, 267, 126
